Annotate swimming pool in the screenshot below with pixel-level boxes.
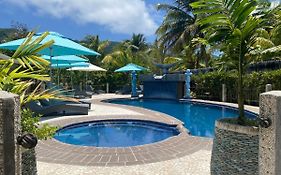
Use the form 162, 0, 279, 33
109, 99, 257, 137
54, 120, 180, 147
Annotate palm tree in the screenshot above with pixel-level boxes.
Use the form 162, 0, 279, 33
127, 33, 147, 52
191, 0, 281, 124
80, 35, 110, 65
250, 4, 281, 60
102, 45, 133, 69
102, 34, 149, 70
156, 0, 210, 68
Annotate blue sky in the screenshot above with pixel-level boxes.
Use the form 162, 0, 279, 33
0, 0, 279, 43
0, 0, 172, 42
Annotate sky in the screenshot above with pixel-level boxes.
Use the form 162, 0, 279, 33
0, 0, 172, 42
0, 0, 280, 43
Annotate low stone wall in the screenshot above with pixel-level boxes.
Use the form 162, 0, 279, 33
211, 119, 259, 175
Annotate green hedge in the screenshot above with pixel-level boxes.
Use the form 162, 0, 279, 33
52, 70, 131, 92
191, 70, 281, 105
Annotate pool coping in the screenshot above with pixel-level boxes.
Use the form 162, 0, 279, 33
104, 97, 259, 116
36, 97, 212, 167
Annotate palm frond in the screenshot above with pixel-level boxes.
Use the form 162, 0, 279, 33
12, 31, 53, 70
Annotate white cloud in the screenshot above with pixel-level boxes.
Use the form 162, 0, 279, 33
270, 0, 280, 8
5, 0, 158, 36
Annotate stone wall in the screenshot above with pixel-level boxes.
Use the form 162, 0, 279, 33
211, 119, 259, 175
259, 91, 281, 174
22, 148, 37, 175
0, 91, 21, 175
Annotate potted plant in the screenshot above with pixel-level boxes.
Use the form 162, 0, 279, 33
191, 0, 281, 174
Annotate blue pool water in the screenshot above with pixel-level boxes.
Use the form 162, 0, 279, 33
110, 99, 257, 138
54, 120, 179, 147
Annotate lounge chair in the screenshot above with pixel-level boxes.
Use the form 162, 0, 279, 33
41, 99, 92, 110
115, 85, 131, 95
25, 100, 89, 116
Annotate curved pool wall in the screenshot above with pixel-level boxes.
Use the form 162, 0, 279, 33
108, 99, 257, 138
54, 120, 180, 147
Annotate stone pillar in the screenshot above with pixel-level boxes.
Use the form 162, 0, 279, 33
131, 71, 137, 97
222, 84, 227, 102
185, 69, 192, 98
0, 91, 21, 175
265, 84, 272, 92
259, 91, 281, 175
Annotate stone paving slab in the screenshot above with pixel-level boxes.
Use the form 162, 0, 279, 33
37, 150, 211, 175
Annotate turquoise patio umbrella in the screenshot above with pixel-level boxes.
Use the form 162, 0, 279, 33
51, 62, 89, 68
0, 31, 100, 79
51, 61, 90, 86
42, 55, 88, 63
43, 55, 89, 85
115, 63, 148, 97
0, 32, 100, 56
67, 64, 107, 91
114, 63, 147, 72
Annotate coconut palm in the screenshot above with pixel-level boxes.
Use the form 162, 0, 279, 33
126, 33, 147, 52
81, 35, 109, 55
250, 4, 281, 59
102, 34, 149, 70
156, 0, 210, 67
191, 0, 281, 124
80, 35, 110, 65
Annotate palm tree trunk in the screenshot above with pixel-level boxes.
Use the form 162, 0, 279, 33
237, 49, 245, 125
200, 45, 209, 67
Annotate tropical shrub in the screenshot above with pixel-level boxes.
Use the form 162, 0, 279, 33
21, 109, 57, 140
0, 31, 66, 140
192, 70, 281, 105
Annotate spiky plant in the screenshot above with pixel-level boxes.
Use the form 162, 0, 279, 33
0, 31, 70, 139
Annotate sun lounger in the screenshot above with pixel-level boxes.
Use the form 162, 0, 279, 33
25, 100, 89, 116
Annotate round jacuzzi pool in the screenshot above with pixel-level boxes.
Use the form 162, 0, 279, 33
54, 120, 180, 147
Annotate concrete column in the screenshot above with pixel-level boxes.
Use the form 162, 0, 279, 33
265, 84, 272, 92
0, 91, 21, 175
222, 84, 227, 102
131, 71, 137, 97
259, 91, 281, 175
185, 69, 192, 98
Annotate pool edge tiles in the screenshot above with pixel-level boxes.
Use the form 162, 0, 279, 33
54, 119, 182, 147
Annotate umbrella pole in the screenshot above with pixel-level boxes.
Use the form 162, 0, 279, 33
49, 47, 53, 83
85, 72, 88, 91
57, 68, 60, 86
71, 72, 73, 89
